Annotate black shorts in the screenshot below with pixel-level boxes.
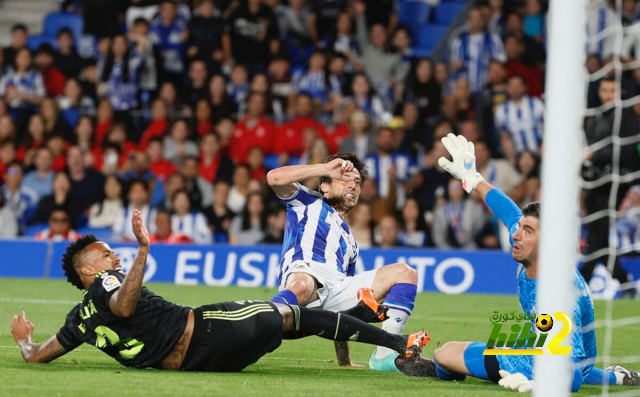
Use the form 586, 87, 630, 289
180, 300, 283, 372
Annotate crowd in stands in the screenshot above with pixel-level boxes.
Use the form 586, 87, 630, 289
0, 0, 638, 258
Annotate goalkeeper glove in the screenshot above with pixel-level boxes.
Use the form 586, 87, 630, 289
437, 133, 485, 193
498, 370, 535, 393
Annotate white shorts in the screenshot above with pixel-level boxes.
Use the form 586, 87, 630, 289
279, 262, 378, 312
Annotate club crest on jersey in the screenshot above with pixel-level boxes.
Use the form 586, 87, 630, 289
102, 275, 121, 292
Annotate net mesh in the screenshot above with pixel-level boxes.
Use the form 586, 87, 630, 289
582, 0, 640, 395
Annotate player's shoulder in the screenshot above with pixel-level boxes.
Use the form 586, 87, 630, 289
91, 270, 125, 294
282, 183, 323, 206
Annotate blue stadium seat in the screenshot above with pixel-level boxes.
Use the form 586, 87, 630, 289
397, 1, 431, 37
24, 223, 48, 237
26, 35, 57, 51
43, 13, 84, 43
416, 25, 449, 52
77, 226, 113, 240
435, 1, 466, 26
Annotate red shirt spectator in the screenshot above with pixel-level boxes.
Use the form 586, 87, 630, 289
139, 99, 169, 150
146, 137, 177, 180
274, 117, 327, 157
324, 123, 351, 154
504, 35, 543, 98
95, 98, 114, 147
35, 208, 80, 241
150, 231, 193, 244
229, 93, 275, 163
35, 44, 66, 97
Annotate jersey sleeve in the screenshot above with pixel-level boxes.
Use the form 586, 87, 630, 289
485, 188, 522, 244
55, 305, 84, 351
90, 270, 125, 311
278, 183, 323, 207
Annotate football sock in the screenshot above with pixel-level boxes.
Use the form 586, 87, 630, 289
434, 357, 467, 381
270, 290, 299, 305
283, 305, 407, 354
375, 283, 417, 359
583, 367, 620, 385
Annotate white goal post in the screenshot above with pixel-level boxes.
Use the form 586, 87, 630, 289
534, 0, 587, 396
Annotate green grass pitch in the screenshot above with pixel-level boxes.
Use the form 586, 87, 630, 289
0, 278, 638, 396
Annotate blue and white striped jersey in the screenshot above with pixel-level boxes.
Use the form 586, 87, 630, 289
494, 95, 545, 155
365, 152, 418, 209
450, 31, 506, 92
278, 183, 358, 284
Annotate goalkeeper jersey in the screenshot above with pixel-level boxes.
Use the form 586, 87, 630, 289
486, 188, 597, 380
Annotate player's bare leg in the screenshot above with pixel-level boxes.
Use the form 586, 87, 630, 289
272, 272, 320, 306
273, 303, 429, 360
368, 262, 418, 371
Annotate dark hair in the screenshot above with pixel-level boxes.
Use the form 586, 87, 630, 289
13, 47, 32, 71
319, 152, 368, 186
133, 17, 149, 27
11, 24, 27, 34
401, 196, 429, 233
101, 35, 132, 84
57, 27, 73, 40
36, 43, 55, 57
522, 201, 540, 219
600, 74, 616, 84
147, 136, 164, 146
241, 191, 267, 231
94, 175, 123, 217
61, 234, 98, 289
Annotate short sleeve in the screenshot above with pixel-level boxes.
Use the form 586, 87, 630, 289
90, 270, 124, 310
55, 305, 84, 351
278, 183, 323, 207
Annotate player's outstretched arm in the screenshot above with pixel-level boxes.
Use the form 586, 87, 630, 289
438, 133, 522, 231
109, 209, 150, 318
11, 312, 68, 363
267, 158, 359, 199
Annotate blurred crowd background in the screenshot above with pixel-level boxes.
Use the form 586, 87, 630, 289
0, 0, 639, 287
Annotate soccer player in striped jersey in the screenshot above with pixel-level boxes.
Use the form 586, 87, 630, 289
396, 134, 639, 391
268, 153, 420, 371
10, 209, 429, 372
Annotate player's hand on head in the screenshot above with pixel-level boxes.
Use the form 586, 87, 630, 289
10, 311, 34, 344
325, 158, 356, 182
498, 370, 534, 393
131, 209, 150, 249
437, 133, 484, 193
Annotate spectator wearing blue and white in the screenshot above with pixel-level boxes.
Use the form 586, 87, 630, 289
22, 147, 54, 202
450, 7, 506, 93
112, 180, 156, 241
2, 161, 38, 231
226, 64, 250, 112
149, 0, 189, 82
486, 0, 506, 36
128, 17, 160, 94
345, 73, 387, 125
432, 177, 488, 250
170, 189, 212, 244
398, 197, 429, 248
326, 54, 349, 97
57, 78, 96, 128
587, 0, 617, 60
292, 51, 335, 105
0, 48, 45, 120
365, 127, 422, 210
494, 74, 544, 166
319, 13, 360, 65
353, 1, 408, 104
99, 35, 146, 112
53, 28, 83, 79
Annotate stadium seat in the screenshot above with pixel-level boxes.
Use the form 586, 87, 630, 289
24, 223, 48, 237
416, 25, 449, 52
434, 1, 466, 26
43, 13, 84, 43
26, 35, 57, 51
397, 1, 431, 38
77, 226, 113, 240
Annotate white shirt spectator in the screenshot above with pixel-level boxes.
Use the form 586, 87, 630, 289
112, 204, 156, 241
171, 212, 212, 244
587, 0, 617, 59
88, 199, 123, 228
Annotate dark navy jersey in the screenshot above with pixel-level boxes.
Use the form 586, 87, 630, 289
56, 270, 190, 368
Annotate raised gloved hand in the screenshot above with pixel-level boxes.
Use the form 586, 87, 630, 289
437, 133, 485, 193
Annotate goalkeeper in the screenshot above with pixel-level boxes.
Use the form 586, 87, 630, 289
395, 134, 639, 392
